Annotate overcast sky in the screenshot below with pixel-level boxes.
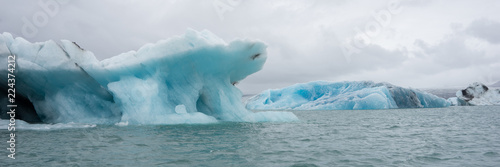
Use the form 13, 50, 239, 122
1, 0, 499, 94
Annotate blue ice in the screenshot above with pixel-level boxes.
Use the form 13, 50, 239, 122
246, 81, 450, 110
0, 29, 298, 124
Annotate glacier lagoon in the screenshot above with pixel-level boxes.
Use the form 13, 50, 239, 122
1, 106, 500, 166
1, 30, 499, 166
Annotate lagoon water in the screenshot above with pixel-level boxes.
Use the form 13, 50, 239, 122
2, 106, 500, 166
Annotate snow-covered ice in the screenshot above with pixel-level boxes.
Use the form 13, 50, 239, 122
448, 82, 500, 106
0, 29, 298, 124
246, 81, 450, 110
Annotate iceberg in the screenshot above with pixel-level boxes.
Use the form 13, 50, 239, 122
448, 82, 500, 106
0, 29, 298, 124
246, 81, 451, 110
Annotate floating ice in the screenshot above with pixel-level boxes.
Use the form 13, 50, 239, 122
0, 119, 96, 131
448, 82, 500, 106
246, 81, 450, 110
0, 29, 297, 124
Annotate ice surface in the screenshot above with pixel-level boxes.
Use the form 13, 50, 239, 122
449, 82, 500, 106
246, 81, 450, 110
447, 97, 468, 106
0, 119, 96, 130
0, 29, 297, 124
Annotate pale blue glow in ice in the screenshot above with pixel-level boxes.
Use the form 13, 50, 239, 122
0, 29, 298, 124
246, 81, 450, 110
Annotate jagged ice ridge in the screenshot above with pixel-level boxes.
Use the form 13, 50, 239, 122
246, 81, 450, 110
0, 29, 298, 124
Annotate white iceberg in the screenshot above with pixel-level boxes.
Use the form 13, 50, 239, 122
448, 82, 500, 106
0, 29, 298, 124
246, 81, 450, 110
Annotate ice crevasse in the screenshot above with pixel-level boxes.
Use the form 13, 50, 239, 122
0, 29, 298, 124
246, 81, 451, 110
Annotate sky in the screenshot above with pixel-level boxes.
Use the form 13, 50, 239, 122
1, 0, 499, 94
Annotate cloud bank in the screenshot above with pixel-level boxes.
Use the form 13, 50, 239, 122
1, 0, 499, 93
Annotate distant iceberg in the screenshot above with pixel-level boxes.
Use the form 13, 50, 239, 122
448, 82, 500, 106
0, 29, 297, 124
246, 81, 450, 110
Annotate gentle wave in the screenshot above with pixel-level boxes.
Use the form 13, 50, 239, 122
0, 119, 96, 131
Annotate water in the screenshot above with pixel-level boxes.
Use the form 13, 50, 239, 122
2, 106, 500, 166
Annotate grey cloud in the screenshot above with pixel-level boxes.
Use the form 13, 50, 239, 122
466, 19, 500, 44
415, 36, 485, 69
1, 0, 499, 93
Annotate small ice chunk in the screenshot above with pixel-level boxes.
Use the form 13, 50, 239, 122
175, 105, 188, 114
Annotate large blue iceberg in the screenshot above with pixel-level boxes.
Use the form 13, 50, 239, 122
0, 29, 298, 124
246, 81, 450, 110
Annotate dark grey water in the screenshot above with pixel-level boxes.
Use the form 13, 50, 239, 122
2, 106, 500, 166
